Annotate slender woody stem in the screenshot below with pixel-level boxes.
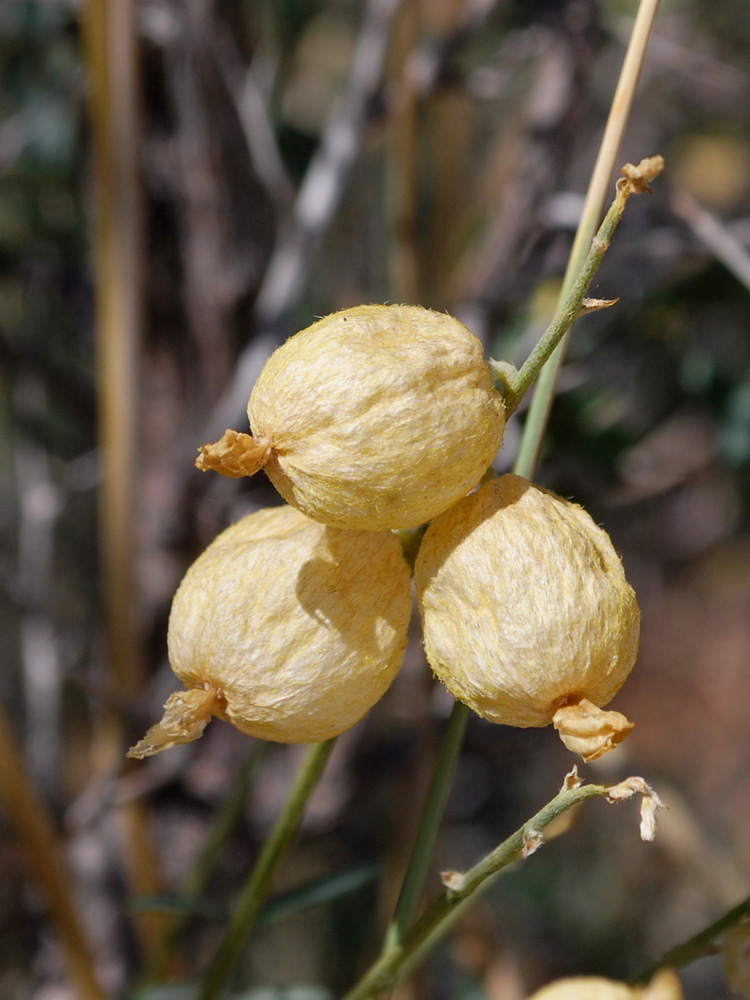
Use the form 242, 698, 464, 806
633, 894, 750, 985
514, 0, 662, 478
382, 701, 469, 952
343, 781, 609, 1000
139, 745, 267, 985
371, 0, 663, 971
198, 739, 336, 1000
378, 157, 663, 962
495, 161, 662, 421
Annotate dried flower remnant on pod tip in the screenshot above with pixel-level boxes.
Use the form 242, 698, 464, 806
415, 475, 640, 762
127, 505, 412, 757
527, 969, 683, 1000
196, 304, 506, 530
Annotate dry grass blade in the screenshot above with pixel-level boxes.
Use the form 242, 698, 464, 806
514, 0, 663, 478
0, 702, 104, 1000
81, 0, 167, 962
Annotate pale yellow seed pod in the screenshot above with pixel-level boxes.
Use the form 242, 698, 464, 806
527, 970, 683, 1000
415, 474, 640, 761
196, 304, 506, 530
527, 979, 634, 1000
128, 506, 412, 757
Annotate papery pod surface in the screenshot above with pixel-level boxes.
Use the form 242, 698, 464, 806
415, 475, 640, 758
129, 506, 412, 756
198, 305, 505, 529
527, 979, 635, 1000
527, 970, 683, 1000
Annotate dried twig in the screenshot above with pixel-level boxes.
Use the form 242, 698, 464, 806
209, 23, 295, 217
672, 189, 750, 293
13, 379, 62, 801
0, 702, 105, 999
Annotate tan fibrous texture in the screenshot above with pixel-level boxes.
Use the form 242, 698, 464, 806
527, 970, 683, 1000
415, 475, 640, 752
243, 304, 505, 529
129, 505, 412, 754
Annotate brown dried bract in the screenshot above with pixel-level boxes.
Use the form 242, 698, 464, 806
605, 776, 664, 842
127, 687, 222, 759
618, 155, 665, 195
580, 297, 620, 316
552, 698, 634, 762
195, 429, 270, 478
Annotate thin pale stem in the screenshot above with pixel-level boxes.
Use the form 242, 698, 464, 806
370, 0, 662, 979
513, 0, 662, 478
633, 894, 750, 984
496, 179, 633, 420
83, 0, 167, 960
382, 701, 470, 952
378, 154, 662, 964
198, 739, 336, 1000
343, 780, 610, 1000
139, 745, 267, 985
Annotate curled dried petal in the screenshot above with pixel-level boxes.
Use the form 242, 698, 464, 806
127, 688, 221, 759
195, 429, 270, 478
553, 699, 634, 762
618, 155, 666, 194
605, 776, 664, 842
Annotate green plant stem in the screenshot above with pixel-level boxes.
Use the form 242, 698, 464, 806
633, 894, 750, 984
380, 158, 662, 961
513, 0, 661, 477
382, 701, 470, 952
495, 178, 633, 422
343, 779, 611, 1000
373, 0, 662, 972
198, 739, 336, 1000
139, 744, 267, 985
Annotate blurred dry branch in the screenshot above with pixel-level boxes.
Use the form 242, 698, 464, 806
0, 704, 104, 1000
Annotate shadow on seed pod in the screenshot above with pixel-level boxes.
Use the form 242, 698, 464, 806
415, 474, 641, 762
128, 506, 413, 757
196, 304, 506, 530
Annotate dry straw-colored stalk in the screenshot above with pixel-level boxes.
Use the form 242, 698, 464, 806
81, 0, 167, 961
0, 703, 104, 999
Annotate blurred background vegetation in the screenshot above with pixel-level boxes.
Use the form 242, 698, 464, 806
1, 0, 749, 998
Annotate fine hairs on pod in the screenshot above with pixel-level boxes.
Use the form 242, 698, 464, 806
196, 304, 506, 530
415, 474, 641, 762
128, 505, 413, 757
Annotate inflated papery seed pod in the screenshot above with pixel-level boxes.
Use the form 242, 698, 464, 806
196, 304, 506, 530
128, 506, 412, 757
527, 970, 683, 1000
415, 474, 640, 762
